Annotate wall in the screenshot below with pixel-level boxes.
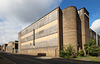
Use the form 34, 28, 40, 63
19, 7, 61, 57
6, 41, 18, 53
89, 28, 100, 46
89, 29, 96, 40
6, 42, 13, 53
3, 44, 7, 52
62, 6, 81, 52
78, 8, 89, 53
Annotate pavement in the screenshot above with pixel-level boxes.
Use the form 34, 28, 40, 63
0, 54, 15, 64
0, 52, 100, 64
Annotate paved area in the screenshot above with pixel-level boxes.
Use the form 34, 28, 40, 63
0, 52, 100, 64
0, 54, 14, 64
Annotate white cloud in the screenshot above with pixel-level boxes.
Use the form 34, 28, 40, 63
0, 0, 62, 44
90, 19, 100, 35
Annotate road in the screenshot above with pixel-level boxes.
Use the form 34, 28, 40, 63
0, 52, 100, 64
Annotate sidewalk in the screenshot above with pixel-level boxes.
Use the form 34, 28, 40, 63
0, 54, 15, 64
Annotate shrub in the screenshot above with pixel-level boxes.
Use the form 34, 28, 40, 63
60, 50, 66, 58
98, 49, 100, 56
98, 46, 100, 56
60, 45, 75, 59
78, 49, 84, 56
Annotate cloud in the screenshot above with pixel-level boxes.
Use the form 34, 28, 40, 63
0, 0, 62, 44
90, 19, 100, 35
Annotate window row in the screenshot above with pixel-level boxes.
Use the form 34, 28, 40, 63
35, 25, 58, 39
21, 35, 33, 43
21, 25, 58, 43
21, 10, 58, 36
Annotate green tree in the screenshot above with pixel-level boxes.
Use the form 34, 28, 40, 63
84, 39, 100, 56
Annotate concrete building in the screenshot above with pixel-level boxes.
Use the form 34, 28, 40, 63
89, 28, 100, 46
2, 44, 8, 52
6, 41, 18, 53
99, 36, 100, 45
18, 6, 100, 57
19, 7, 62, 57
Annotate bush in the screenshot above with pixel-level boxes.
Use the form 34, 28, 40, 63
60, 45, 75, 59
84, 39, 100, 56
98, 46, 100, 56
99, 49, 100, 56
78, 49, 84, 56
60, 50, 66, 58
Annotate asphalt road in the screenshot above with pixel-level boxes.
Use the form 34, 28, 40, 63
0, 52, 100, 64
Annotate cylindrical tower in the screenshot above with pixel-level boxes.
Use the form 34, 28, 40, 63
62, 6, 78, 52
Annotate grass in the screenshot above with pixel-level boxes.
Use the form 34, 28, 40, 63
74, 56, 100, 62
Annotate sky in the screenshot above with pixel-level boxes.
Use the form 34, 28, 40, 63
0, 0, 100, 45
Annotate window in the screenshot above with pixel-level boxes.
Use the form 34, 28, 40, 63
33, 29, 35, 46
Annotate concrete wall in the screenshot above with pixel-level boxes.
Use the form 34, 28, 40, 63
19, 7, 61, 57
78, 8, 89, 53
89, 28, 100, 46
20, 46, 58, 57
89, 28, 96, 40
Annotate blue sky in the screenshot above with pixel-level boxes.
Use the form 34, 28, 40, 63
0, 19, 2, 22
59, 0, 100, 27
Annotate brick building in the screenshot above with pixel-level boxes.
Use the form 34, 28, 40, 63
18, 6, 100, 57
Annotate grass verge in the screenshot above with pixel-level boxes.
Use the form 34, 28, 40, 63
74, 56, 100, 62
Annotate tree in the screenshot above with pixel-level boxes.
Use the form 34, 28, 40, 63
84, 39, 100, 56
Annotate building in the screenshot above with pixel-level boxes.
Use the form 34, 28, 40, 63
6, 41, 18, 53
99, 36, 100, 45
18, 6, 100, 57
2, 44, 8, 52
0, 45, 3, 51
